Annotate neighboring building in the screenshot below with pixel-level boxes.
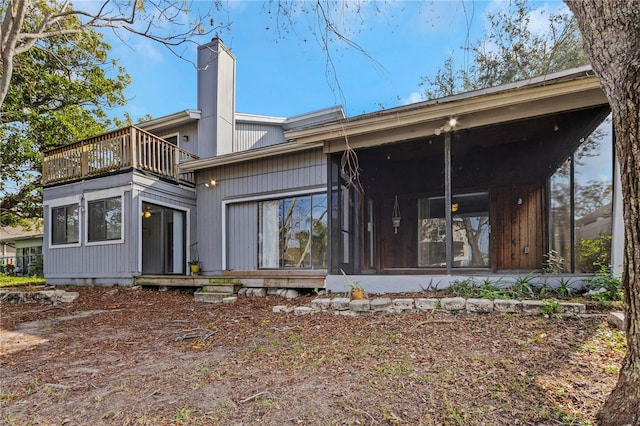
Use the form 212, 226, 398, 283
0, 221, 44, 275
41, 38, 622, 292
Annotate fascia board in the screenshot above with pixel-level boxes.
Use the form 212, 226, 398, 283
287, 77, 605, 146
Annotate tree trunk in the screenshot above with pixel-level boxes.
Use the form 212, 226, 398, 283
565, 1, 640, 424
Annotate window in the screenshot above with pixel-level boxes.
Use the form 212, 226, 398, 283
549, 113, 613, 273
51, 204, 79, 245
258, 193, 328, 269
418, 193, 490, 268
88, 197, 122, 242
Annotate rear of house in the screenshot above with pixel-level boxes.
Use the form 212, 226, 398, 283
41, 39, 623, 293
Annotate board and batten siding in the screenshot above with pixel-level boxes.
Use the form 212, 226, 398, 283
196, 148, 327, 273
234, 122, 286, 153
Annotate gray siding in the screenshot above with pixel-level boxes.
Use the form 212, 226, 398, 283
196, 148, 326, 273
154, 122, 199, 153
43, 170, 196, 285
234, 122, 286, 152
227, 203, 257, 270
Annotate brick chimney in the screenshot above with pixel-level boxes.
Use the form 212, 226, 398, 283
197, 38, 236, 158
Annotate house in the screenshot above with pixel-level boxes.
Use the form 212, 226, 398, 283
0, 221, 44, 275
41, 38, 622, 294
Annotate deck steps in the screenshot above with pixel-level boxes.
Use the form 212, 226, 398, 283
194, 291, 236, 303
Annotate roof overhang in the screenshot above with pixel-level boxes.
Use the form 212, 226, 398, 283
285, 69, 608, 154
138, 110, 201, 132
180, 141, 324, 171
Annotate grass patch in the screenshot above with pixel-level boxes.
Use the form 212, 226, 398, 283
0, 275, 46, 288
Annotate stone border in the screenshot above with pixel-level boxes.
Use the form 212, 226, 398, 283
0, 289, 79, 304
272, 296, 587, 317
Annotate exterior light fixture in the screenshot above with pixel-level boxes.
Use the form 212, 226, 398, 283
434, 117, 458, 135
392, 195, 401, 234
204, 179, 217, 188
182, 135, 189, 142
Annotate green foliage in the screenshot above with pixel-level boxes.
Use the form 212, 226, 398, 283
541, 299, 561, 316
0, 275, 46, 288
1, 11, 130, 225
586, 265, 622, 302
422, 0, 589, 99
445, 275, 582, 301
576, 233, 612, 273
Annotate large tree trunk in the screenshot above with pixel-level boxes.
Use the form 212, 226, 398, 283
565, 1, 640, 424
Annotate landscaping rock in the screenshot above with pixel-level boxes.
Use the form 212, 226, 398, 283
349, 299, 370, 313
440, 297, 466, 311
559, 302, 585, 314
283, 289, 299, 299
493, 299, 522, 313
466, 298, 493, 313
331, 297, 351, 311
393, 298, 414, 312
311, 298, 331, 311
252, 288, 267, 297
238, 288, 247, 296
294, 306, 314, 316
370, 297, 392, 312
521, 300, 545, 315
222, 296, 237, 303
608, 312, 626, 330
415, 298, 439, 311
272, 305, 289, 313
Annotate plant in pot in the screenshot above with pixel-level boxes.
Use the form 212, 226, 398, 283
340, 269, 365, 300
189, 242, 201, 274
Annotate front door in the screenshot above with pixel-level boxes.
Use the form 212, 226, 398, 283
141, 202, 185, 274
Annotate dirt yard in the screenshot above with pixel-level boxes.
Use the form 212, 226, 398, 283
0, 286, 625, 425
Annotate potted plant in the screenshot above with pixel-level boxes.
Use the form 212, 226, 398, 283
189, 242, 201, 275
340, 269, 366, 300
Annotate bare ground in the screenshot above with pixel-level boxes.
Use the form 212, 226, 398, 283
0, 286, 625, 425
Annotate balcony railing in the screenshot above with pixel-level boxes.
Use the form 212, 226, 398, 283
42, 127, 199, 186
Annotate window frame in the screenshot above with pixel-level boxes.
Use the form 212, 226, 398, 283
257, 192, 328, 270
86, 196, 124, 244
50, 202, 81, 247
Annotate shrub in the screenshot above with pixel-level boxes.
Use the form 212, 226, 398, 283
586, 265, 622, 302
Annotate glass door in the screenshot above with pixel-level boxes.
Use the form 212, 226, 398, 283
141, 202, 185, 274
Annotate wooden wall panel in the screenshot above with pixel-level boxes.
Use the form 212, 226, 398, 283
493, 184, 546, 271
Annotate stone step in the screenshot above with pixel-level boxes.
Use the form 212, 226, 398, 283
194, 291, 236, 304
201, 284, 237, 294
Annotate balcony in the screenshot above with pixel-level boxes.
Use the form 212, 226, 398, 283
42, 127, 199, 186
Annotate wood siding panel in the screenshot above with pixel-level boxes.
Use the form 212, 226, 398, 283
493, 184, 546, 271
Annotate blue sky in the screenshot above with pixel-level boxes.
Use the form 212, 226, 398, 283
102, 0, 569, 122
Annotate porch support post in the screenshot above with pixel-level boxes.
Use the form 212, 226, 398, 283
444, 132, 453, 275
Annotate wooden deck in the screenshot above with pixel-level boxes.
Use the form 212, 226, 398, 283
136, 271, 327, 290
42, 126, 198, 186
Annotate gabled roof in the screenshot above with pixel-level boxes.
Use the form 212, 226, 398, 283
284, 66, 607, 152
0, 220, 44, 244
